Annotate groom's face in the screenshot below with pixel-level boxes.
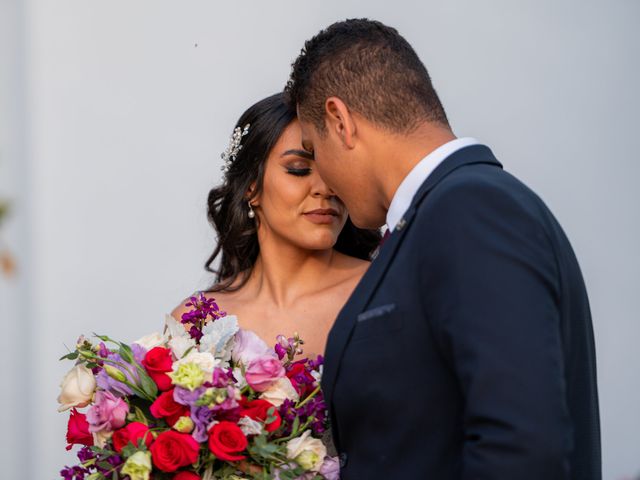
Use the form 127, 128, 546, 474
299, 120, 362, 226
299, 116, 385, 230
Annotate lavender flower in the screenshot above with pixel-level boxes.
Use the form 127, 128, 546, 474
191, 405, 215, 442
319, 456, 341, 480
95, 343, 147, 396
173, 385, 207, 406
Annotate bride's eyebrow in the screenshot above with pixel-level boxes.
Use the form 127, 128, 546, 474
281, 149, 314, 160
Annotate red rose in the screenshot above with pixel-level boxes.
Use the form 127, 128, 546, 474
208, 421, 248, 461
112, 422, 153, 453
65, 408, 93, 450
240, 399, 282, 433
150, 430, 200, 472
143, 346, 174, 391
150, 389, 190, 427
173, 472, 201, 480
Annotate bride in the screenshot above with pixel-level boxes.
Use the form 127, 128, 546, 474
172, 92, 380, 357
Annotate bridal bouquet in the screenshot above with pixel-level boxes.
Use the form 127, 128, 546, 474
57, 293, 339, 480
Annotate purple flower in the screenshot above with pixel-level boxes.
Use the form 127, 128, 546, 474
98, 453, 122, 473
188, 325, 204, 342
60, 465, 87, 480
95, 343, 146, 397
319, 456, 341, 480
76, 446, 95, 463
191, 405, 215, 442
279, 394, 328, 436
173, 385, 207, 407
209, 386, 240, 414
212, 367, 236, 387
309, 355, 324, 370
97, 342, 110, 358
181, 292, 227, 342
275, 342, 287, 360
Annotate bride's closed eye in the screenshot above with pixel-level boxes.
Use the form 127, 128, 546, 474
286, 167, 312, 177
281, 148, 314, 177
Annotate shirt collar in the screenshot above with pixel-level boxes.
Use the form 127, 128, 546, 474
386, 137, 481, 231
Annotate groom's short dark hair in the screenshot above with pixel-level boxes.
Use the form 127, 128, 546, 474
286, 18, 449, 134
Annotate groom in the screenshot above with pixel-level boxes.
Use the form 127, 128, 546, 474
286, 19, 600, 479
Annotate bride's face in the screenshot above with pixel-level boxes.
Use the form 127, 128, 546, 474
252, 120, 348, 250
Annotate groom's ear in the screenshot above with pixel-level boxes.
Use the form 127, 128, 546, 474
325, 97, 356, 149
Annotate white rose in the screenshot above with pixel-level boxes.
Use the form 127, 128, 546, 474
57, 364, 97, 412
92, 429, 113, 448
175, 350, 219, 375
286, 430, 327, 472
133, 332, 165, 350
260, 377, 299, 407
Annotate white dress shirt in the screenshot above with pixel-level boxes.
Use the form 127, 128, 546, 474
386, 137, 481, 232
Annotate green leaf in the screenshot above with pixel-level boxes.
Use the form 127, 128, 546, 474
59, 351, 79, 361
118, 343, 135, 363
290, 415, 300, 435
97, 461, 113, 470
138, 369, 159, 398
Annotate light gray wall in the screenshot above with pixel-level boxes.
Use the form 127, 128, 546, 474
0, 0, 30, 477
1, 1, 637, 478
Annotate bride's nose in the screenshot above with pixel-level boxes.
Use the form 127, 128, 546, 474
310, 175, 336, 198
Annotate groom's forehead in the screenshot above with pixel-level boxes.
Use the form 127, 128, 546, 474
297, 120, 315, 150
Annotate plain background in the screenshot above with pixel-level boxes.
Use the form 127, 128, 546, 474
1, 1, 638, 478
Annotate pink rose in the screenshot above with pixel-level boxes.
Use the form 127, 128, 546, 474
245, 356, 285, 392
86, 390, 129, 433
232, 330, 275, 366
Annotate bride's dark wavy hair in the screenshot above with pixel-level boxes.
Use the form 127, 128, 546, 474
205, 92, 381, 292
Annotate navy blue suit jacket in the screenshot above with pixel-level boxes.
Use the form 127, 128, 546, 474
322, 145, 600, 479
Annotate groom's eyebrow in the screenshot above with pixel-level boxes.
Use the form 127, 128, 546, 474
282, 149, 314, 160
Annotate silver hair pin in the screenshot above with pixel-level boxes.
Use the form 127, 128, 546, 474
221, 124, 250, 174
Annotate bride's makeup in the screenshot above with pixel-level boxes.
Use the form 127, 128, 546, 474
282, 149, 314, 177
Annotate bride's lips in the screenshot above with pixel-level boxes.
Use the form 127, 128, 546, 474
303, 208, 340, 225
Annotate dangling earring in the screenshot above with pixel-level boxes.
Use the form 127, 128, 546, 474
247, 201, 255, 219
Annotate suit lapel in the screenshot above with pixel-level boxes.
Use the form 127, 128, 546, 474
322, 145, 502, 405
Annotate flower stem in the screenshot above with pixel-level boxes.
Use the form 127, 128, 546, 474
295, 385, 321, 409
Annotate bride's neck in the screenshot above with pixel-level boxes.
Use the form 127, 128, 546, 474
246, 234, 336, 309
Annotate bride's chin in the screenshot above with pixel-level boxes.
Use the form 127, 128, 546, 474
296, 233, 338, 252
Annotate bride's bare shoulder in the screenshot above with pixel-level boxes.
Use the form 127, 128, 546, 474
333, 252, 371, 284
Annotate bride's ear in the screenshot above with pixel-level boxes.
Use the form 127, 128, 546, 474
325, 96, 356, 149
246, 182, 259, 206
